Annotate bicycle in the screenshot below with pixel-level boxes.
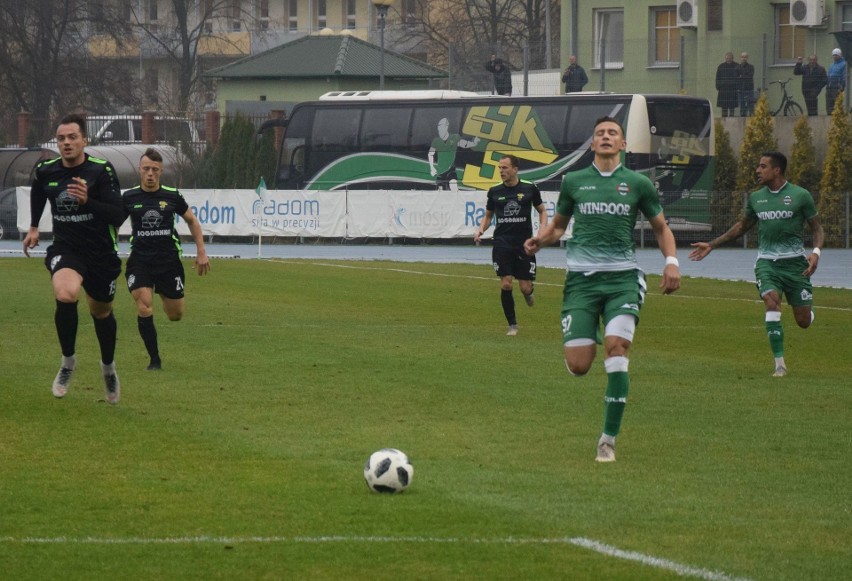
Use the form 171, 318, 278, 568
769, 79, 804, 117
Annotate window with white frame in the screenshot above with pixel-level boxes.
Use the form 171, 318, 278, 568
229, 0, 241, 31
289, 0, 298, 31
346, 0, 356, 29
317, 0, 327, 29
775, 4, 806, 64
840, 2, 852, 30
402, 0, 418, 30
258, 0, 269, 30
652, 7, 680, 65
594, 9, 624, 69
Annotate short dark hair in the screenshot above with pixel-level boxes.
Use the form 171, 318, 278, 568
142, 147, 163, 163
500, 154, 520, 169
762, 151, 787, 175
58, 114, 87, 138
594, 116, 624, 136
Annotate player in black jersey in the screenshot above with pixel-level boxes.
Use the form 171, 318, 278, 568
23, 113, 124, 404
122, 148, 210, 370
474, 154, 547, 335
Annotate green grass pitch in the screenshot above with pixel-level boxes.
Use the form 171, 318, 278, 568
0, 256, 849, 580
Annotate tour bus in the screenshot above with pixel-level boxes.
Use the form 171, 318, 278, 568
270, 91, 715, 231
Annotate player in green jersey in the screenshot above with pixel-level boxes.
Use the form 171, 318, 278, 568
524, 117, 681, 463
689, 151, 824, 378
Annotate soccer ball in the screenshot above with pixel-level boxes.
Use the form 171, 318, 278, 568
363, 448, 413, 493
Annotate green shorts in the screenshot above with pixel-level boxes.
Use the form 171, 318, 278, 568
754, 257, 813, 307
561, 269, 646, 344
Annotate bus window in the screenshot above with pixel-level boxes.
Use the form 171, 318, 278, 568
278, 106, 313, 188
528, 104, 568, 150
312, 108, 362, 150
410, 107, 465, 151
565, 102, 629, 151
362, 108, 412, 149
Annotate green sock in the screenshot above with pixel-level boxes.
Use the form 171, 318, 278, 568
603, 357, 629, 437
765, 320, 784, 358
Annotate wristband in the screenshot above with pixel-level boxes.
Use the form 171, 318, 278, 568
812, 247, 821, 257
665, 256, 680, 267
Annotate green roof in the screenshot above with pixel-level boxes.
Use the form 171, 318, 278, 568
205, 34, 447, 80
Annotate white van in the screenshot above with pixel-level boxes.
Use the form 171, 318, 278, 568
44, 115, 199, 147
85, 115, 199, 145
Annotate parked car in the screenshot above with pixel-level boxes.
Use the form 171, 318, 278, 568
44, 115, 200, 147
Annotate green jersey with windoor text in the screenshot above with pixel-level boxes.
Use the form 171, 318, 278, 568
557, 163, 662, 272
744, 181, 818, 260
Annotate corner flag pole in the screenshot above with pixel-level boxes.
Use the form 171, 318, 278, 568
255, 177, 267, 258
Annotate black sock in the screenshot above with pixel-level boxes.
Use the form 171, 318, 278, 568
55, 300, 78, 357
137, 315, 160, 362
92, 312, 117, 365
501, 289, 516, 325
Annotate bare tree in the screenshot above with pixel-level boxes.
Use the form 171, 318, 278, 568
127, 0, 253, 113
391, 0, 559, 91
0, 0, 136, 133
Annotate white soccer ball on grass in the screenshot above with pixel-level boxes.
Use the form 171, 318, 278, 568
364, 448, 413, 493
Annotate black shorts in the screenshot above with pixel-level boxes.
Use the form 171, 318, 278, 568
125, 256, 186, 299
492, 246, 536, 280
45, 244, 121, 303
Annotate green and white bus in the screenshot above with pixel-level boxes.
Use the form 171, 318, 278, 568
271, 91, 714, 230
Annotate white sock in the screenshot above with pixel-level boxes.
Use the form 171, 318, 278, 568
100, 361, 116, 374
61, 355, 76, 370
774, 356, 786, 369
599, 433, 616, 446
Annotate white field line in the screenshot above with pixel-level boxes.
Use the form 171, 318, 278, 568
0, 534, 750, 581
268, 259, 852, 314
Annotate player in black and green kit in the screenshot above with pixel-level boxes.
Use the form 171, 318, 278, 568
123, 148, 210, 370
689, 151, 824, 378
524, 117, 681, 462
475, 154, 547, 335
23, 113, 124, 404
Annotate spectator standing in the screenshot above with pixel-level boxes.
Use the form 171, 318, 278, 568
485, 54, 513, 96
562, 55, 589, 93
826, 48, 847, 113
737, 52, 756, 117
716, 52, 739, 117
794, 55, 828, 116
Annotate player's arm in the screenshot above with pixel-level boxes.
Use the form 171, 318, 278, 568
84, 167, 124, 226
688, 214, 757, 261
24, 173, 48, 257
804, 215, 824, 276
182, 207, 210, 276
427, 147, 437, 176
459, 136, 480, 149
524, 212, 569, 255
474, 209, 494, 244
649, 212, 681, 295
535, 202, 547, 229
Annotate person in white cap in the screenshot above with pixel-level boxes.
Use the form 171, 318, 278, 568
826, 48, 846, 113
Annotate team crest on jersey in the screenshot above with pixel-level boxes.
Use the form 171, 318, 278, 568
159, 201, 168, 210
56, 191, 78, 213
141, 210, 163, 228
517, 193, 524, 201
783, 195, 792, 206
504, 200, 521, 216
50, 255, 62, 271
617, 182, 630, 196
127, 274, 136, 288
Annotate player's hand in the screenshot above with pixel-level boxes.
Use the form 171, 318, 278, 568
473, 230, 482, 245
661, 264, 681, 295
803, 252, 819, 276
23, 229, 39, 257
67, 177, 88, 204
688, 242, 712, 261
523, 237, 540, 256
194, 253, 210, 276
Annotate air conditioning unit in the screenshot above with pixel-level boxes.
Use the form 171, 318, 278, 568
790, 0, 825, 26
676, 0, 698, 28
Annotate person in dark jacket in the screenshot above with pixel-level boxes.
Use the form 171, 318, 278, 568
716, 52, 739, 117
562, 55, 589, 93
794, 55, 828, 116
737, 52, 756, 117
485, 54, 513, 96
